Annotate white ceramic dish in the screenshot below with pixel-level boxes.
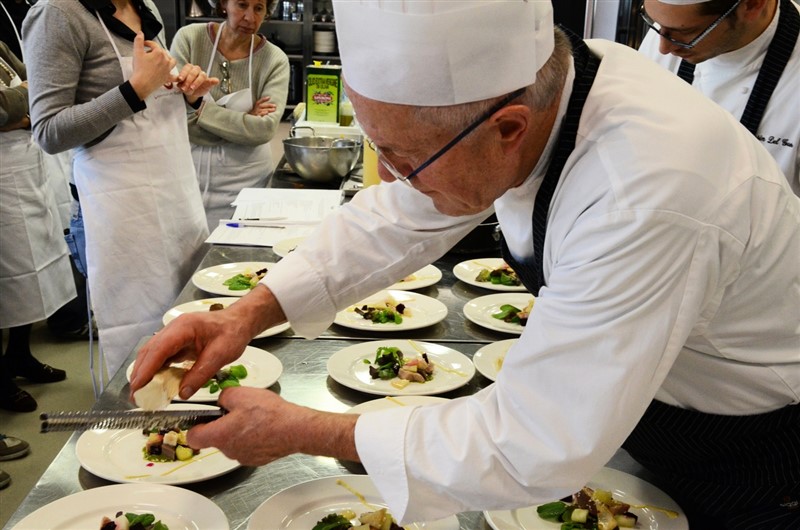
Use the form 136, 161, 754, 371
387, 264, 443, 290
191, 262, 275, 297
75, 404, 240, 485
162, 297, 291, 339
453, 258, 527, 292
463, 293, 535, 335
272, 236, 307, 258
473, 339, 518, 382
11, 483, 229, 530
247, 475, 459, 529
327, 339, 474, 396
126, 345, 283, 402
334, 290, 448, 332
347, 395, 450, 414
484, 467, 688, 530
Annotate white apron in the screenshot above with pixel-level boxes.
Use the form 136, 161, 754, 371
0, 124, 76, 327
192, 22, 272, 229
72, 17, 209, 377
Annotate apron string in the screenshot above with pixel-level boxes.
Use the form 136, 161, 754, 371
207, 21, 255, 105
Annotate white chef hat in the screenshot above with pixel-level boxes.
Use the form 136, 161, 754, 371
331, 0, 554, 106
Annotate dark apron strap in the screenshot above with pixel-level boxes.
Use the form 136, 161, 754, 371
677, 0, 798, 135
500, 28, 601, 296
624, 400, 800, 528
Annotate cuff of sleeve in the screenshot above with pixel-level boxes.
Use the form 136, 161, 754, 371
260, 252, 337, 338
187, 97, 203, 110
355, 407, 415, 521
119, 82, 146, 113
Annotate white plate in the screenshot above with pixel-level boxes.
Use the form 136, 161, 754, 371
387, 264, 443, 290
76, 403, 240, 485
162, 297, 291, 339
473, 339, 518, 382
272, 236, 307, 258
191, 262, 275, 297
247, 475, 459, 530
463, 293, 535, 335
334, 290, 448, 332
453, 258, 528, 292
11, 483, 229, 530
484, 467, 688, 530
327, 340, 474, 396
126, 345, 283, 402
347, 395, 450, 414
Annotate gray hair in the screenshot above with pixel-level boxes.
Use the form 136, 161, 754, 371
413, 27, 572, 132
214, 0, 280, 18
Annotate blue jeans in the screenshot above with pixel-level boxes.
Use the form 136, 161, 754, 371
64, 200, 87, 278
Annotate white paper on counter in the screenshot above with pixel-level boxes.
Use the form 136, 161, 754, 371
205, 224, 317, 247
230, 188, 343, 222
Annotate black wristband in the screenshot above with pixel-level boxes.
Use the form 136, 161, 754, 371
187, 96, 203, 110
119, 81, 147, 113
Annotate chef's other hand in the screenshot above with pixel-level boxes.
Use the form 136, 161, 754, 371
249, 96, 276, 117
187, 387, 360, 466
129, 32, 177, 100
129, 305, 251, 401
176, 63, 219, 105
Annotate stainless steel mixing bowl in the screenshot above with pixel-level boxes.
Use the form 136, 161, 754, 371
282, 135, 361, 183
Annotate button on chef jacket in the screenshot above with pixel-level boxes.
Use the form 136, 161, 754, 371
639, 0, 800, 197
262, 40, 800, 523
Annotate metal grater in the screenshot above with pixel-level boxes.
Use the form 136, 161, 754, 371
40, 409, 224, 433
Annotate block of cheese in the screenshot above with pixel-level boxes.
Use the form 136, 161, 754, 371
133, 366, 187, 410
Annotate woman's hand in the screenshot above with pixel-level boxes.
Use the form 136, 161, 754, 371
176, 63, 219, 105
249, 96, 277, 117
129, 32, 177, 100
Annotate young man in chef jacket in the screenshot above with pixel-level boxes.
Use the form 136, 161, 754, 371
132, 1, 800, 529
639, 0, 799, 196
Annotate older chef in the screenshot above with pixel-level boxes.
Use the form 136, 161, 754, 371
639, 0, 800, 196
23, 0, 217, 377
132, 1, 800, 528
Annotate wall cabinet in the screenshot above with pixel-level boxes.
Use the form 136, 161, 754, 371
174, 0, 341, 110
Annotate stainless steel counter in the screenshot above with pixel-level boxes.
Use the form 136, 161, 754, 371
6, 246, 653, 529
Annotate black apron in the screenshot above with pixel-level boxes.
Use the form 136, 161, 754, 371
502, 29, 800, 530
677, 0, 799, 136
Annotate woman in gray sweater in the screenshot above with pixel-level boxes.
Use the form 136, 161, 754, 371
23, 0, 218, 378
171, 0, 290, 229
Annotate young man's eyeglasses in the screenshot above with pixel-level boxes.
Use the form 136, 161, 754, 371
639, 0, 742, 49
366, 87, 527, 186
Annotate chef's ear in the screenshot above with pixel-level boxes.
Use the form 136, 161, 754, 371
739, 0, 770, 22
492, 104, 531, 155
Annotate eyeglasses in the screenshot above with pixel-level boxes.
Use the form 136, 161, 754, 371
366, 87, 526, 185
639, 0, 742, 49
220, 60, 231, 94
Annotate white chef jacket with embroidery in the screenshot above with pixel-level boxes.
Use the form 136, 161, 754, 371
639, 0, 800, 196
262, 40, 800, 523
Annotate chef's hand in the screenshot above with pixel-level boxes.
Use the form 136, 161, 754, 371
249, 96, 277, 117
130, 284, 284, 400
176, 63, 219, 105
186, 387, 360, 465
129, 32, 176, 100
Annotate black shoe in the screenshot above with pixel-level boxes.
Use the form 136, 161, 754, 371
0, 388, 37, 412
12, 360, 66, 384
0, 469, 10, 489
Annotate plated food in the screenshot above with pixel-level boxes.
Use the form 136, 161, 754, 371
11, 483, 229, 530
100, 511, 168, 530
453, 258, 528, 292
387, 264, 443, 291
126, 346, 283, 403
473, 339, 518, 382
483, 467, 688, 530
191, 262, 275, 297
334, 290, 448, 332
463, 293, 536, 335
162, 297, 292, 339
327, 339, 474, 396
75, 404, 240, 485
246, 475, 459, 530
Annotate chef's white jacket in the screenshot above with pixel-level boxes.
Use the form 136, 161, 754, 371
639, 0, 800, 197
263, 40, 800, 523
